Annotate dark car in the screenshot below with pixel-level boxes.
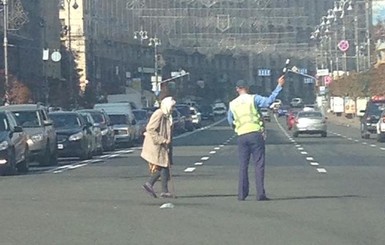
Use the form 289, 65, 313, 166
133, 109, 149, 143
175, 104, 194, 131
79, 111, 103, 155
49, 111, 94, 160
172, 108, 186, 134
360, 96, 385, 139
0, 110, 29, 175
78, 109, 115, 151
199, 105, 215, 121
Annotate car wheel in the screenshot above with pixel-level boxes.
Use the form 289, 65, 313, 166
17, 145, 30, 174
5, 149, 17, 176
321, 132, 327, 137
293, 131, 299, 138
377, 133, 384, 142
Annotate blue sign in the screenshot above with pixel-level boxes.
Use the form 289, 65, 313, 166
299, 68, 307, 74
304, 78, 314, 84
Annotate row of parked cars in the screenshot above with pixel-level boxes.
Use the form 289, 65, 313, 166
0, 103, 152, 176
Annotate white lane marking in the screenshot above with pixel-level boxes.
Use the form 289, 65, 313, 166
99, 155, 110, 158
362, 142, 368, 145
107, 154, 120, 158
214, 147, 220, 150
194, 162, 203, 166
53, 170, 64, 174
90, 159, 104, 163
381, 148, 385, 151
298, 147, 304, 150
201, 156, 210, 161
306, 157, 314, 161
219, 145, 225, 147
300, 151, 308, 155
184, 167, 196, 173
355, 140, 359, 142
348, 138, 353, 140
317, 168, 327, 173
295, 144, 301, 148
116, 149, 134, 154
370, 144, 376, 147
67, 163, 88, 169
209, 151, 216, 154
310, 162, 319, 166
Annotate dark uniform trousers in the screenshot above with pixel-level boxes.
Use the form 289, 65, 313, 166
237, 131, 266, 200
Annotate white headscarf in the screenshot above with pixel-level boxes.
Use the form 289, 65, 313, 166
160, 96, 176, 124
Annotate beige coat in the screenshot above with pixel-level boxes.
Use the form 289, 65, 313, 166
140, 109, 173, 168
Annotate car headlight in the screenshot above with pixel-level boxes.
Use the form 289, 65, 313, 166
101, 129, 108, 136
69, 132, 84, 141
31, 134, 43, 142
0, 141, 9, 151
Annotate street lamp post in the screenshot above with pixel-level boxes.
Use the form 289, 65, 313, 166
134, 27, 148, 83
2, 0, 9, 105
66, 0, 78, 107
149, 37, 161, 97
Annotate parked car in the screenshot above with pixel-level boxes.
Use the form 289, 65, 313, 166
0, 110, 29, 175
290, 98, 303, 108
172, 108, 186, 134
190, 106, 202, 128
199, 105, 215, 121
213, 106, 227, 117
1, 104, 57, 166
78, 111, 103, 155
277, 105, 290, 117
132, 109, 149, 143
360, 96, 385, 139
108, 113, 137, 146
49, 111, 94, 160
260, 108, 271, 122
292, 111, 327, 137
175, 104, 195, 131
78, 109, 115, 151
376, 110, 385, 142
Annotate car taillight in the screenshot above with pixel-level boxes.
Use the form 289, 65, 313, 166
366, 117, 371, 121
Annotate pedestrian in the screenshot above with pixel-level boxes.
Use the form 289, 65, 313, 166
141, 96, 175, 198
227, 76, 285, 201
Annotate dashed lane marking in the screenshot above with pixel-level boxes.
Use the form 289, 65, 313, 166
184, 167, 196, 173
300, 151, 308, 155
214, 147, 220, 150
310, 162, 319, 166
209, 151, 216, 154
201, 156, 210, 161
317, 168, 327, 173
306, 157, 314, 161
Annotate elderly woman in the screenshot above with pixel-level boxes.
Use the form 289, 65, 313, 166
141, 96, 175, 198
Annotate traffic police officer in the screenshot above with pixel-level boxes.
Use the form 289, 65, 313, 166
227, 76, 285, 201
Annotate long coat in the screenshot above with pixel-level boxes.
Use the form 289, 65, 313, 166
140, 109, 173, 168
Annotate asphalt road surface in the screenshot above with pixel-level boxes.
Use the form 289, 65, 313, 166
1, 115, 384, 245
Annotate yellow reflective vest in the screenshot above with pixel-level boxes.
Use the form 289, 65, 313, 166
229, 94, 264, 135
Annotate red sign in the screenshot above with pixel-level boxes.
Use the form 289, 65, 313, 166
323, 75, 332, 85
338, 40, 349, 52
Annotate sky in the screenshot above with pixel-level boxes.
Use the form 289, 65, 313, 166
373, 0, 385, 25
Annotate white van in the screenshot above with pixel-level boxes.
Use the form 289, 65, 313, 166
94, 103, 137, 145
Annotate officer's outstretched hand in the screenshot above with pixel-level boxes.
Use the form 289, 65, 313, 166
278, 75, 285, 87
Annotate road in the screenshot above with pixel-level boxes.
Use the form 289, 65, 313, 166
0, 115, 384, 245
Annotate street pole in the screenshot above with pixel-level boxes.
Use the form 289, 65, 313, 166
2, 0, 9, 105
134, 27, 148, 86
66, 0, 73, 107
149, 37, 161, 99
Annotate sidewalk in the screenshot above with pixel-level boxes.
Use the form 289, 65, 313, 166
326, 112, 360, 129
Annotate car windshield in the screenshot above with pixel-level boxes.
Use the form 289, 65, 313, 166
366, 102, 385, 116
0, 113, 9, 131
133, 110, 147, 121
90, 112, 105, 124
176, 106, 190, 116
109, 114, 128, 125
13, 111, 41, 127
50, 114, 82, 129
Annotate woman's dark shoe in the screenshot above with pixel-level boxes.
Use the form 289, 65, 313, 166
142, 182, 157, 198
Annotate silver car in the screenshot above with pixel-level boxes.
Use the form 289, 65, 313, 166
292, 111, 327, 137
1, 104, 58, 166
